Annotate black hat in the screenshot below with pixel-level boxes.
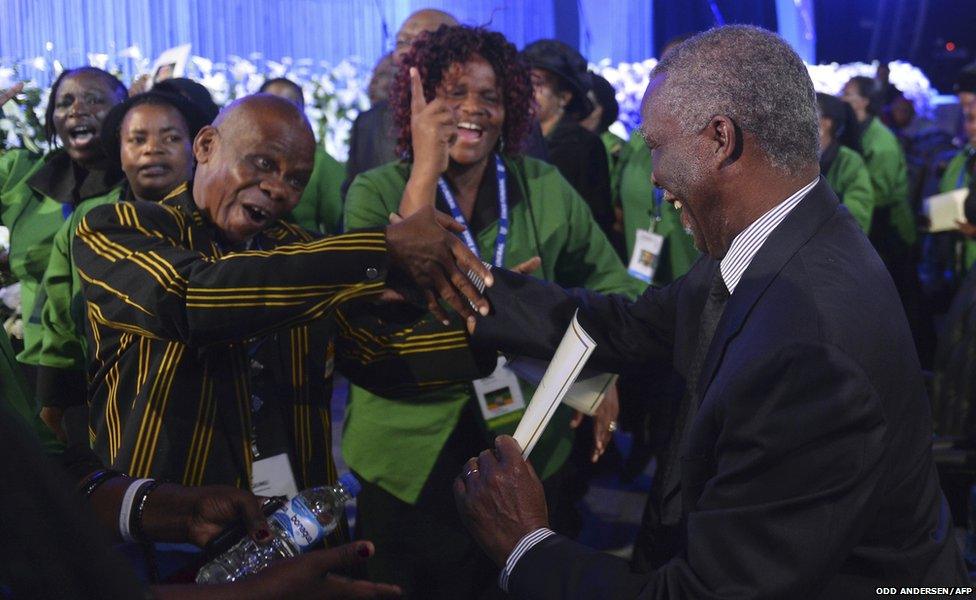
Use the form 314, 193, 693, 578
100, 91, 210, 166
522, 39, 594, 116
153, 77, 220, 122
954, 63, 976, 95
589, 72, 619, 131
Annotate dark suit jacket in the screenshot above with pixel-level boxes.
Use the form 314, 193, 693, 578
472, 179, 968, 598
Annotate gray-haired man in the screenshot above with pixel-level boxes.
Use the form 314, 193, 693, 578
455, 25, 968, 598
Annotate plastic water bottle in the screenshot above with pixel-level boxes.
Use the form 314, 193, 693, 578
196, 473, 362, 583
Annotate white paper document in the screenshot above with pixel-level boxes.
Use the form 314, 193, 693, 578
511, 310, 598, 458
924, 187, 969, 232
505, 357, 617, 416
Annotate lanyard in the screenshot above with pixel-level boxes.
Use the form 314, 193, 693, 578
648, 187, 664, 233
437, 154, 508, 267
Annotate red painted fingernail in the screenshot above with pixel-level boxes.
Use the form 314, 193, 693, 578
256, 528, 271, 541
357, 544, 372, 558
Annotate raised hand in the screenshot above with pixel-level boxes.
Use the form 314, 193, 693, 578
0, 82, 24, 107
408, 66, 458, 183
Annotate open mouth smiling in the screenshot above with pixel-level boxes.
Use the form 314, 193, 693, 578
457, 121, 484, 142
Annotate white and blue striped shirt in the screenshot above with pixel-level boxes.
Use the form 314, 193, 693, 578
497, 177, 820, 593
719, 177, 819, 293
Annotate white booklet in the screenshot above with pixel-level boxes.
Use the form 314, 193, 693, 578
511, 310, 597, 458
924, 187, 969, 232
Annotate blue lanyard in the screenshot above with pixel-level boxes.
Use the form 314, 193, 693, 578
437, 154, 508, 267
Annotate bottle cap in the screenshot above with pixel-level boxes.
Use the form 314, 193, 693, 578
338, 473, 362, 498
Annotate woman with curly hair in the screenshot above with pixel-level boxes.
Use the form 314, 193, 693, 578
342, 25, 645, 598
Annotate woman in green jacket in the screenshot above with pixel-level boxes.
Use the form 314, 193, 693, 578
842, 76, 916, 254
35, 90, 206, 440
342, 25, 645, 599
0, 67, 126, 389
816, 92, 874, 232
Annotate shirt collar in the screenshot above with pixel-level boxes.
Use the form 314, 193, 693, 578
719, 177, 819, 294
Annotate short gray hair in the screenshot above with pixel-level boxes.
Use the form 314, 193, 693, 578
652, 25, 819, 175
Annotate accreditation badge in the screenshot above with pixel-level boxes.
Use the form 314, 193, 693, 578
472, 356, 527, 431
251, 453, 300, 499
628, 229, 665, 283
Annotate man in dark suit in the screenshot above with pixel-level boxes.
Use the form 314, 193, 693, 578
454, 25, 969, 598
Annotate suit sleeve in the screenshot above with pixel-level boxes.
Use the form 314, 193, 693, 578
72, 201, 388, 347
471, 267, 680, 373
509, 341, 888, 599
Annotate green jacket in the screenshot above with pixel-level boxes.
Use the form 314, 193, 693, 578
601, 130, 630, 209
618, 131, 699, 285
939, 146, 976, 270
287, 147, 345, 235
860, 117, 916, 247
824, 145, 874, 233
342, 156, 646, 503
0, 149, 120, 366
35, 188, 123, 408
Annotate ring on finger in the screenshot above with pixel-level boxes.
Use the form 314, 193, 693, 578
608, 420, 618, 433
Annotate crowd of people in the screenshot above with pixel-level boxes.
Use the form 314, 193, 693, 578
1, 7, 975, 599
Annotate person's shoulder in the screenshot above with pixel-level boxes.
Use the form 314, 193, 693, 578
350, 160, 410, 190
512, 154, 559, 179
0, 147, 45, 182
865, 118, 902, 150
836, 145, 868, 168
353, 100, 389, 126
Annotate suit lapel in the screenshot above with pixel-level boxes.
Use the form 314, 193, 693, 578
696, 178, 840, 402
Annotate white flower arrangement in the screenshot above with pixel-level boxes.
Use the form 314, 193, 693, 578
0, 44, 943, 159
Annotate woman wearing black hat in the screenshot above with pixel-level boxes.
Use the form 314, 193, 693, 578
35, 91, 207, 439
522, 40, 615, 239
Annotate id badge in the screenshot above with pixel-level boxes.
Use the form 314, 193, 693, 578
251, 452, 300, 499
628, 229, 665, 283
472, 357, 526, 430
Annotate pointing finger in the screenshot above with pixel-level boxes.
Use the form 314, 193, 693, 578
410, 67, 427, 115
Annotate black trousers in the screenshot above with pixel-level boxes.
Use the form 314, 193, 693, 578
354, 403, 582, 599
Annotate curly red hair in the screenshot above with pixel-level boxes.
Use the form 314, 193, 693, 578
390, 25, 534, 160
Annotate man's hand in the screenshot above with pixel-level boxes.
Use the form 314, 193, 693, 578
153, 542, 402, 600
136, 482, 270, 547
386, 205, 492, 323
454, 435, 549, 566
569, 382, 620, 463
0, 82, 24, 107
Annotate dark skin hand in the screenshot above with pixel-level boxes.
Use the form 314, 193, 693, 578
454, 435, 549, 566
88, 479, 271, 546
154, 541, 403, 600
385, 205, 492, 324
